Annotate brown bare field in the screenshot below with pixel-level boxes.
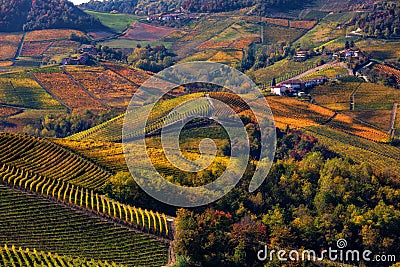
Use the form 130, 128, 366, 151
0, 33, 23, 60
121, 22, 176, 41
34, 72, 106, 112
20, 41, 53, 57
25, 29, 85, 42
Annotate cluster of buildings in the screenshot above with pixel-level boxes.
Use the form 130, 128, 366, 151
61, 45, 96, 66
333, 49, 364, 61
270, 77, 328, 96
146, 12, 199, 21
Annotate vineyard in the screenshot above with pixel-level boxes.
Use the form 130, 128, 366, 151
122, 22, 176, 41
264, 18, 316, 29
0, 71, 63, 109
25, 29, 85, 42
305, 126, 400, 175
20, 41, 53, 57
0, 132, 112, 190
67, 93, 204, 142
294, 20, 345, 50
311, 81, 360, 110
42, 40, 80, 62
0, 163, 170, 236
33, 71, 107, 112
0, 244, 126, 267
353, 82, 400, 111
207, 50, 243, 65
253, 56, 325, 86
0, 106, 22, 118
0, 183, 168, 266
0, 33, 23, 61
374, 64, 400, 84
64, 66, 140, 108
263, 25, 305, 45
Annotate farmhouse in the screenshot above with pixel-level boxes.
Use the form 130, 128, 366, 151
62, 54, 89, 65
304, 77, 328, 88
333, 49, 364, 60
294, 51, 309, 62
271, 77, 327, 95
270, 85, 287, 96
281, 79, 303, 89
79, 45, 96, 55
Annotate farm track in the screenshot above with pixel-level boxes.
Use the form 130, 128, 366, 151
14, 33, 26, 60
390, 103, 398, 138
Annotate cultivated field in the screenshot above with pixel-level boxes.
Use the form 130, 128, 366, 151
25, 29, 85, 42
0, 183, 168, 266
0, 72, 63, 109
0, 132, 112, 190
122, 22, 176, 41
34, 72, 106, 112
65, 66, 140, 108
20, 41, 53, 57
305, 126, 400, 175
0, 33, 23, 61
0, 106, 21, 117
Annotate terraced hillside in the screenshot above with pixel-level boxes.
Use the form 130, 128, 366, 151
0, 132, 112, 190
68, 92, 390, 142
68, 93, 205, 142
0, 184, 168, 266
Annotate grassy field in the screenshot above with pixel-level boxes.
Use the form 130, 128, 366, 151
84, 10, 142, 32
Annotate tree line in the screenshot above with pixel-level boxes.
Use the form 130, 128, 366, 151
0, 0, 104, 32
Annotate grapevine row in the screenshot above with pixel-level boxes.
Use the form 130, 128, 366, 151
0, 184, 168, 266
0, 164, 170, 237
0, 132, 112, 190
0, 244, 125, 267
